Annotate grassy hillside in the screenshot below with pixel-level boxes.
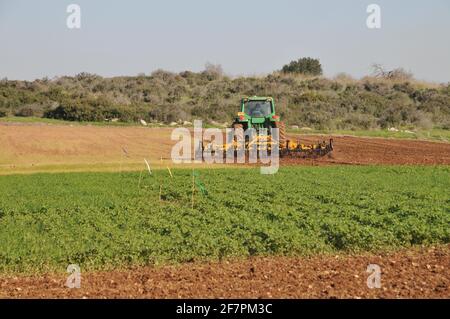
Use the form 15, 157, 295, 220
1, 71, 449, 131
0, 166, 448, 273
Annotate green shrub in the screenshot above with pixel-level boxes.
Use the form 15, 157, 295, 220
282, 57, 323, 76
14, 107, 35, 117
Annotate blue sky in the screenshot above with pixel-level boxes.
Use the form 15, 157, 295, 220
1, 0, 449, 82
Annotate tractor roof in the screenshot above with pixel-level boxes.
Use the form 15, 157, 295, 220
243, 96, 273, 101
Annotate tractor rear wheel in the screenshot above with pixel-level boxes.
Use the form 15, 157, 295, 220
274, 121, 286, 148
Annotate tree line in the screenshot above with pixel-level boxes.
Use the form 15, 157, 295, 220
1, 58, 449, 130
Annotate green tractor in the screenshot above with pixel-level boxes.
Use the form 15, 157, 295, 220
232, 96, 286, 146
228, 96, 333, 158
202, 96, 333, 159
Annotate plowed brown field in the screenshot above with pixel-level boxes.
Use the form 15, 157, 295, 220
1, 123, 450, 174
283, 135, 450, 166
0, 246, 448, 299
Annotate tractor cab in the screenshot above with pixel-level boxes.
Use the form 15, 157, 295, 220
234, 96, 280, 131
244, 99, 272, 117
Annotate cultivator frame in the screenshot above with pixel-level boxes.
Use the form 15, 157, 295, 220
203, 134, 334, 159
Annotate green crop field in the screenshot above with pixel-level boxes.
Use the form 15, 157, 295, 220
0, 166, 449, 274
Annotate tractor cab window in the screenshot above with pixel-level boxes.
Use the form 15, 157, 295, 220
244, 101, 272, 117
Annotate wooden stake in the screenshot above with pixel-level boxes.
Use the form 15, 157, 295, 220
144, 158, 152, 175
119, 153, 124, 175
137, 169, 143, 189
167, 166, 173, 178
191, 169, 195, 209
159, 156, 163, 202
120, 147, 128, 175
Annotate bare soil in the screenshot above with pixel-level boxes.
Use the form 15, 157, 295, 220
281, 135, 450, 166
1, 245, 448, 299
1, 123, 450, 174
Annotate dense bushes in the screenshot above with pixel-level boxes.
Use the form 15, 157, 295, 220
282, 57, 323, 76
15, 106, 37, 117
0, 70, 449, 130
